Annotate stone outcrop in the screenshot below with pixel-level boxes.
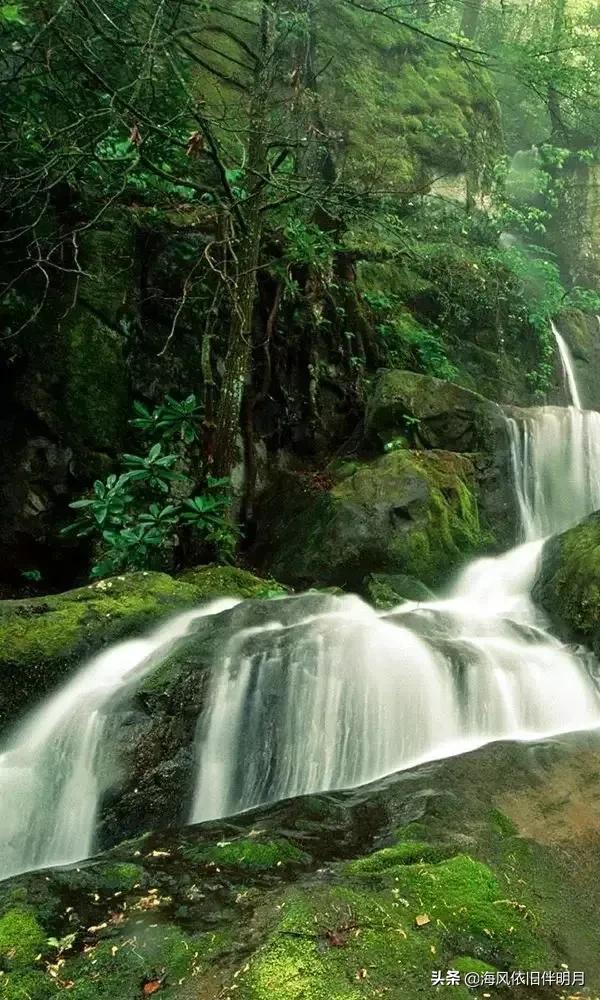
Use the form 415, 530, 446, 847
253, 448, 491, 592
534, 511, 600, 655
1, 732, 600, 998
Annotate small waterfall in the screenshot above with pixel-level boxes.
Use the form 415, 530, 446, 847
552, 320, 582, 409
190, 564, 600, 823
3, 319, 600, 874
0, 599, 238, 881
507, 407, 600, 540
190, 355, 600, 822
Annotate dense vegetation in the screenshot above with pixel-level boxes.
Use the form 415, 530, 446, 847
1, 0, 600, 589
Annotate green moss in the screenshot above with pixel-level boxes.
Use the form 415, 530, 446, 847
347, 841, 449, 873
387, 452, 489, 585
97, 863, 144, 893
365, 577, 404, 610
64, 314, 129, 450
240, 847, 549, 1000
318, 5, 499, 191
185, 837, 311, 872
535, 513, 600, 649
490, 810, 519, 839
0, 971, 50, 1000
178, 565, 288, 601
452, 956, 497, 974
0, 572, 201, 667
260, 448, 490, 590
243, 932, 363, 1000
63, 923, 230, 999
0, 909, 46, 969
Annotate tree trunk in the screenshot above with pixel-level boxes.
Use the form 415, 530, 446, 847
460, 0, 483, 41
548, 0, 567, 140
212, 219, 262, 476
212, 2, 277, 477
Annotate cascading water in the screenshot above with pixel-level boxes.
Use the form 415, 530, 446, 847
0, 599, 238, 881
551, 319, 582, 409
3, 325, 600, 880
507, 406, 600, 540
189, 328, 600, 823
189, 584, 600, 824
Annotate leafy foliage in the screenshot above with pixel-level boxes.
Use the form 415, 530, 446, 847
64, 396, 237, 578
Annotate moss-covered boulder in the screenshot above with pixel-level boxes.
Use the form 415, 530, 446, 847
254, 450, 491, 591
363, 572, 436, 610
0, 565, 283, 732
2, 732, 600, 997
365, 370, 504, 452
534, 512, 600, 654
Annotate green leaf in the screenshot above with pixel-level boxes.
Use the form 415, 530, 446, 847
0, 4, 26, 25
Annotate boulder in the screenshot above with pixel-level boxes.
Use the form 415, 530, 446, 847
0, 565, 283, 732
365, 369, 505, 452
253, 449, 492, 591
363, 572, 436, 609
2, 732, 600, 997
534, 511, 600, 655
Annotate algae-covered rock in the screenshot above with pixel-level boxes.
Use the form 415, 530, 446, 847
365, 369, 504, 452
2, 733, 600, 997
363, 572, 436, 610
178, 564, 287, 601
254, 450, 492, 590
534, 511, 600, 654
0, 565, 282, 731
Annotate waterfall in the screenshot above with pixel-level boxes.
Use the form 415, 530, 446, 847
189, 582, 600, 824
189, 352, 600, 822
507, 406, 600, 540
3, 344, 600, 878
552, 320, 582, 409
0, 600, 238, 881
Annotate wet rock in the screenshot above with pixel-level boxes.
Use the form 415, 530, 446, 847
3, 733, 600, 998
0, 566, 281, 734
535, 510, 600, 655
363, 572, 436, 609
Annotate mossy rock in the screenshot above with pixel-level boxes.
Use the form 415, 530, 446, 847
363, 572, 435, 610
254, 450, 492, 590
2, 735, 600, 996
183, 837, 311, 873
178, 565, 288, 601
534, 511, 600, 654
0, 566, 283, 732
365, 369, 504, 452
0, 908, 46, 970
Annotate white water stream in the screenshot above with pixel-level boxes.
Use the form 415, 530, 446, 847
1, 324, 600, 879
552, 319, 582, 409
0, 600, 238, 881
189, 326, 600, 822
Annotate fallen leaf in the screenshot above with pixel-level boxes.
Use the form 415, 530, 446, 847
415, 914, 430, 928
143, 981, 162, 996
